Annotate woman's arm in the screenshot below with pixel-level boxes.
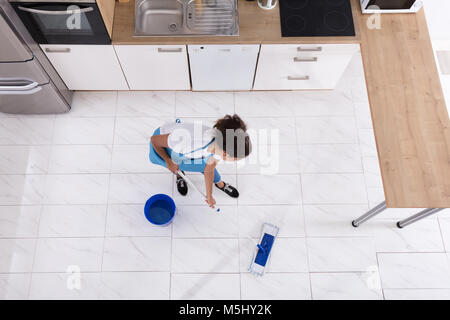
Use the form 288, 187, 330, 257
151, 134, 179, 174
204, 157, 218, 208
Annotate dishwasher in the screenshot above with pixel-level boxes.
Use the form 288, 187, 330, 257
188, 44, 260, 91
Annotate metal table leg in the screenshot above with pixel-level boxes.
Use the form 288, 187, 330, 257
352, 201, 386, 227
396, 208, 444, 228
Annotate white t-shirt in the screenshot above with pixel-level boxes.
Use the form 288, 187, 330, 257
160, 121, 220, 159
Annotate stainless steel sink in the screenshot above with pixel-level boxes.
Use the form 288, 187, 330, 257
135, 0, 239, 36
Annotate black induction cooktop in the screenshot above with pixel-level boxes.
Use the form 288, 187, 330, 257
279, 0, 356, 37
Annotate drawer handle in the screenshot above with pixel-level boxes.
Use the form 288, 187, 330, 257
45, 47, 71, 53
18, 6, 94, 15
0, 86, 41, 96
293, 57, 318, 62
288, 76, 310, 81
0, 79, 39, 91
297, 46, 322, 52
158, 48, 183, 53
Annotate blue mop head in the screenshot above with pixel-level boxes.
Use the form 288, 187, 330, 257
249, 223, 279, 276
254, 233, 275, 267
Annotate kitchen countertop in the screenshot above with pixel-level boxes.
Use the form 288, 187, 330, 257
112, 0, 361, 45
358, 8, 450, 208
111, 0, 450, 208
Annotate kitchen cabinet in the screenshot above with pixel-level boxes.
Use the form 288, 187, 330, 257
188, 45, 259, 91
114, 45, 190, 90
254, 44, 360, 90
40, 45, 128, 90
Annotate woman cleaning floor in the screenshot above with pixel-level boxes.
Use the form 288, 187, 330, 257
150, 114, 252, 208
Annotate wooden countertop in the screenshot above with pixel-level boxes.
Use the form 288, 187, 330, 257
112, 0, 450, 208
112, 0, 361, 44
359, 9, 450, 208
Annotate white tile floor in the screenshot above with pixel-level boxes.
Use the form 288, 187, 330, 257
1, 51, 450, 300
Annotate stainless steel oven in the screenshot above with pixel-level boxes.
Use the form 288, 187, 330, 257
361, 0, 423, 13
10, 0, 110, 44
0, 0, 72, 114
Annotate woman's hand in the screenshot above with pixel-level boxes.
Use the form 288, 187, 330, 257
205, 195, 216, 208
166, 160, 179, 175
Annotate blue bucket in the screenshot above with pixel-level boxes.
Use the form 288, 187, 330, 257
144, 194, 176, 226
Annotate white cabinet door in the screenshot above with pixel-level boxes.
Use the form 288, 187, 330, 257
254, 44, 360, 90
188, 45, 259, 91
114, 45, 190, 90
40, 45, 129, 90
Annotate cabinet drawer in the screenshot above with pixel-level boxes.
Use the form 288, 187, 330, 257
254, 74, 334, 90
254, 44, 359, 90
260, 44, 359, 71
260, 44, 359, 56
125, 45, 187, 54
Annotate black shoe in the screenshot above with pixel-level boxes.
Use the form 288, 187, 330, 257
176, 173, 188, 196
215, 182, 239, 198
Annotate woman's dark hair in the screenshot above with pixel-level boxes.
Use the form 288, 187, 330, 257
213, 114, 252, 159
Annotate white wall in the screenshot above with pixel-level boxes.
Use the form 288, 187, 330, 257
423, 0, 450, 40
423, 0, 450, 116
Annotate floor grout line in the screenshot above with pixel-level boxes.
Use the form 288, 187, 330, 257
169, 223, 173, 300
25, 119, 56, 299
294, 114, 313, 300
375, 252, 386, 300
233, 95, 243, 298
99, 91, 118, 274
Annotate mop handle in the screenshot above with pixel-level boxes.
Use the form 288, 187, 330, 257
177, 171, 220, 212
177, 171, 206, 197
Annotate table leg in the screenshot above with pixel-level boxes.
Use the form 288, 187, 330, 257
396, 208, 444, 228
352, 201, 386, 227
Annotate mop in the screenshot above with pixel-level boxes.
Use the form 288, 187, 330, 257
177, 171, 220, 212
249, 223, 279, 276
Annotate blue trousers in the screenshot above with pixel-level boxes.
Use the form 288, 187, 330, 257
149, 128, 221, 183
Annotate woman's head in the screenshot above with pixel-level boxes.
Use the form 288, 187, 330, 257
213, 114, 252, 161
